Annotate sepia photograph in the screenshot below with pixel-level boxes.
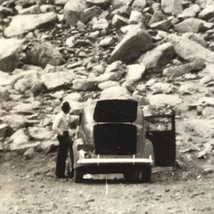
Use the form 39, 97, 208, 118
0, 0, 214, 213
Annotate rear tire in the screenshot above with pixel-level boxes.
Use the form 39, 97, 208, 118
141, 166, 151, 183
74, 168, 84, 183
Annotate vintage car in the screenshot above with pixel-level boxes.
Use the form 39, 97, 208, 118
67, 99, 176, 183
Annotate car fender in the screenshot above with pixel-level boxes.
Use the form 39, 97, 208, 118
142, 139, 154, 166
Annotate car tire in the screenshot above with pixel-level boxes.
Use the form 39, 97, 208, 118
74, 168, 84, 183
141, 166, 151, 183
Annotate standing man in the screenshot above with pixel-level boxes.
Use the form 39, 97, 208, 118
52, 101, 74, 178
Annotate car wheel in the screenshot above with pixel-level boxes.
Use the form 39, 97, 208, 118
141, 166, 151, 183
74, 168, 84, 183
123, 169, 141, 182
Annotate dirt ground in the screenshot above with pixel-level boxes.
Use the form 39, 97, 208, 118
0, 148, 214, 214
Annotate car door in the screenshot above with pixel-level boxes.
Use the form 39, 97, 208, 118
145, 114, 176, 166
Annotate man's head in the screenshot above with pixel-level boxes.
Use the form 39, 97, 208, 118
61, 101, 70, 114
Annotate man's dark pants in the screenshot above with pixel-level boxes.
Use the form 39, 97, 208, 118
56, 133, 73, 178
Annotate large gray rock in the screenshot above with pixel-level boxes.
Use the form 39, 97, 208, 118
126, 64, 145, 83
111, 0, 130, 8
25, 42, 64, 67
0, 86, 9, 102
108, 28, 152, 64
2, 114, 39, 129
4, 12, 57, 37
150, 82, 175, 94
64, 0, 87, 26
98, 81, 120, 90
41, 71, 75, 91
163, 61, 205, 77
81, 6, 103, 23
161, 0, 183, 16
9, 129, 29, 151
178, 4, 201, 19
132, 0, 147, 11
0, 38, 23, 72
147, 94, 182, 107
99, 86, 131, 100
112, 14, 129, 27
12, 101, 41, 115
28, 127, 53, 140
138, 42, 175, 70
149, 19, 171, 31
166, 34, 214, 63
174, 18, 206, 33
72, 79, 98, 91
199, 3, 214, 20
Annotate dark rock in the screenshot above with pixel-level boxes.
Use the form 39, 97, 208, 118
163, 61, 206, 77
138, 42, 175, 70
81, 6, 103, 24
86, 0, 110, 9
108, 28, 152, 64
166, 34, 214, 63
112, 14, 129, 27
25, 42, 64, 67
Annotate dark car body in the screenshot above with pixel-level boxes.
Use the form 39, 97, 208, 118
69, 99, 176, 182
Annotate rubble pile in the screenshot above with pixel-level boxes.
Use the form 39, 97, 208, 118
0, 0, 214, 172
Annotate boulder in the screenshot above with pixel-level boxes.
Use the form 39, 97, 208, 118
0, 38, 23, 72
99, 86, 131, 100
183, 33, 207, 47
111, 5, 131, 18
86, 0, 110, 9
195, 0, 214, 9
178, 84, 200, 95
0, 86, 9, 102
149, 4, 166, 25
150, 82, 175, 94
138, 42, 175, 70
163, 61, 206, 77
112, 14, 129, 27
166, 34, 214, 63
108, 28, 152, 64
98, 36, 115, 47
0, 71, 10, 86
105, 61, 124, 72
25, 42, 64, 67
161, 0, 183, 16
2, 114, 38, 129
150, 20, 171, 31
178, 4, 201, 19
199, 4, 214, 20
129, 10, 145, 24
202, 107, 214, 119
18, 5, 41, 14
72, 78, 98, 91
126, 64, 145, 83
4, 12, 57, 37
23, 148, 35, 160
12, 101, 41, 114
147, 94, 182, 107
174, 18, 205, 33
111, 0, 130, 8
28, 127, 53, 140
63, 0, 87, 26
31, 80, 47, 96
185, 119, 214, 138
40, 140, 59, 153
98, 80, 120, 90
132, 0, 147, 11
63, 92, 83, 102
81, 6, 103, 24
9, 129, 29, 151
41, 71, 75, 91
92, 17, 109, 29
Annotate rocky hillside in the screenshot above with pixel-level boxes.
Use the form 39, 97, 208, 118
0, 0, 214, 173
